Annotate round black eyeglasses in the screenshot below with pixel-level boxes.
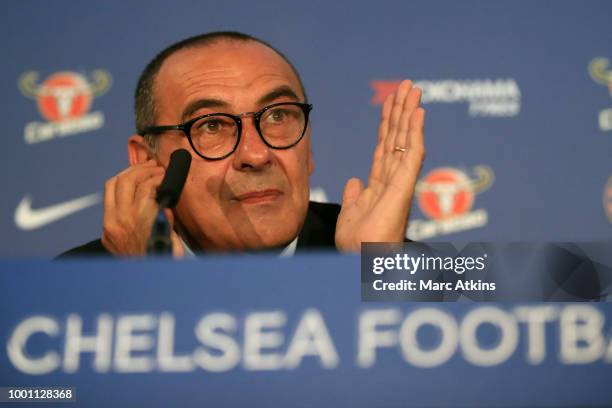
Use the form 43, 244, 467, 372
139, 102, 313, 160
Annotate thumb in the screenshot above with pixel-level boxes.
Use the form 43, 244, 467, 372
342, 177, 364, 208
170, 230, 185, 259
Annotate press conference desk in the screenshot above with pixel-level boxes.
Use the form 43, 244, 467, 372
1, 255, 611, 407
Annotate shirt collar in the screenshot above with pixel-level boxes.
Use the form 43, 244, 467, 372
181, 236, 298, 258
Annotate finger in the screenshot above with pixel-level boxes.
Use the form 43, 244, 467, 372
113, 159, 159, 185
377, 92, 393, 144
388, 108, 425, 203
341, 177, 364, 208
134, 173, 164, 214
368, 142, 385, 191
115, 158, 157, 179
369, 94, 394, 188
402, 107, 426, 171
384, 80, 413, 155
115, 163, 164, 210
383, 108, 426, 209
383, 80, 413, 183
103, 176, 117, 213
395, 86, 422, 152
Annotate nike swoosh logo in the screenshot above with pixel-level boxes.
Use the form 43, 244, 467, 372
15, 193, 101, 230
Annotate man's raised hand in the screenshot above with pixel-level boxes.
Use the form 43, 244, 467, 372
335, 80, 425, 252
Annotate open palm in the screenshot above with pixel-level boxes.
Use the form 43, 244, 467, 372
335, 80, 425, 252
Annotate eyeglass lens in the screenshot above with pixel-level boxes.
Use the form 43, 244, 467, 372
189, 104, 306, 159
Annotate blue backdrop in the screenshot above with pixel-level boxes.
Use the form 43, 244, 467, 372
1, 0, 611, 256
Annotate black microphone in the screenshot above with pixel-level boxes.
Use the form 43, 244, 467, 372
156, 149, 192, 209
147, 149, 192, 255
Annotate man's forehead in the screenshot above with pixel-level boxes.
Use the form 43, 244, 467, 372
155, 40, 302, 99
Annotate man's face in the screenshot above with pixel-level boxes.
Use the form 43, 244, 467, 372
151, 40, 313, 251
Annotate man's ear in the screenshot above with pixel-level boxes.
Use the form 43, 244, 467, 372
127, 134, 154, 166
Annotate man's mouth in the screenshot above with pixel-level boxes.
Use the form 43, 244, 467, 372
234, 189, 282, 204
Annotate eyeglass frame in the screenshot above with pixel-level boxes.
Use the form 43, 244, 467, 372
138, 101, 313, 161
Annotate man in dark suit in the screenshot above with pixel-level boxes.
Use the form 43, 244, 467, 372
62, 31, 425, 257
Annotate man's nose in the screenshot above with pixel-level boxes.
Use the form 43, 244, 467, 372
232, 116, 273, 171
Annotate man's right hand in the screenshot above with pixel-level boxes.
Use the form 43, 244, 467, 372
101, 160, 183, 256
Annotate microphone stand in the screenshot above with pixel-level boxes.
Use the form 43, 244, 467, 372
147, 198, 173, 255
145, 149, 192, 256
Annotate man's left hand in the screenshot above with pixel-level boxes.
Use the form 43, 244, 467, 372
335, 80, 425, 252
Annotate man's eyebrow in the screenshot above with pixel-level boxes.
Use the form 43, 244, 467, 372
257, 86, 300, 106
181, 86, 300, 121
182, 99, 229, 121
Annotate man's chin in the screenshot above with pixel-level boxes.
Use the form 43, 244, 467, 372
241, 224, 298, 250
221, 201, 306, 250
